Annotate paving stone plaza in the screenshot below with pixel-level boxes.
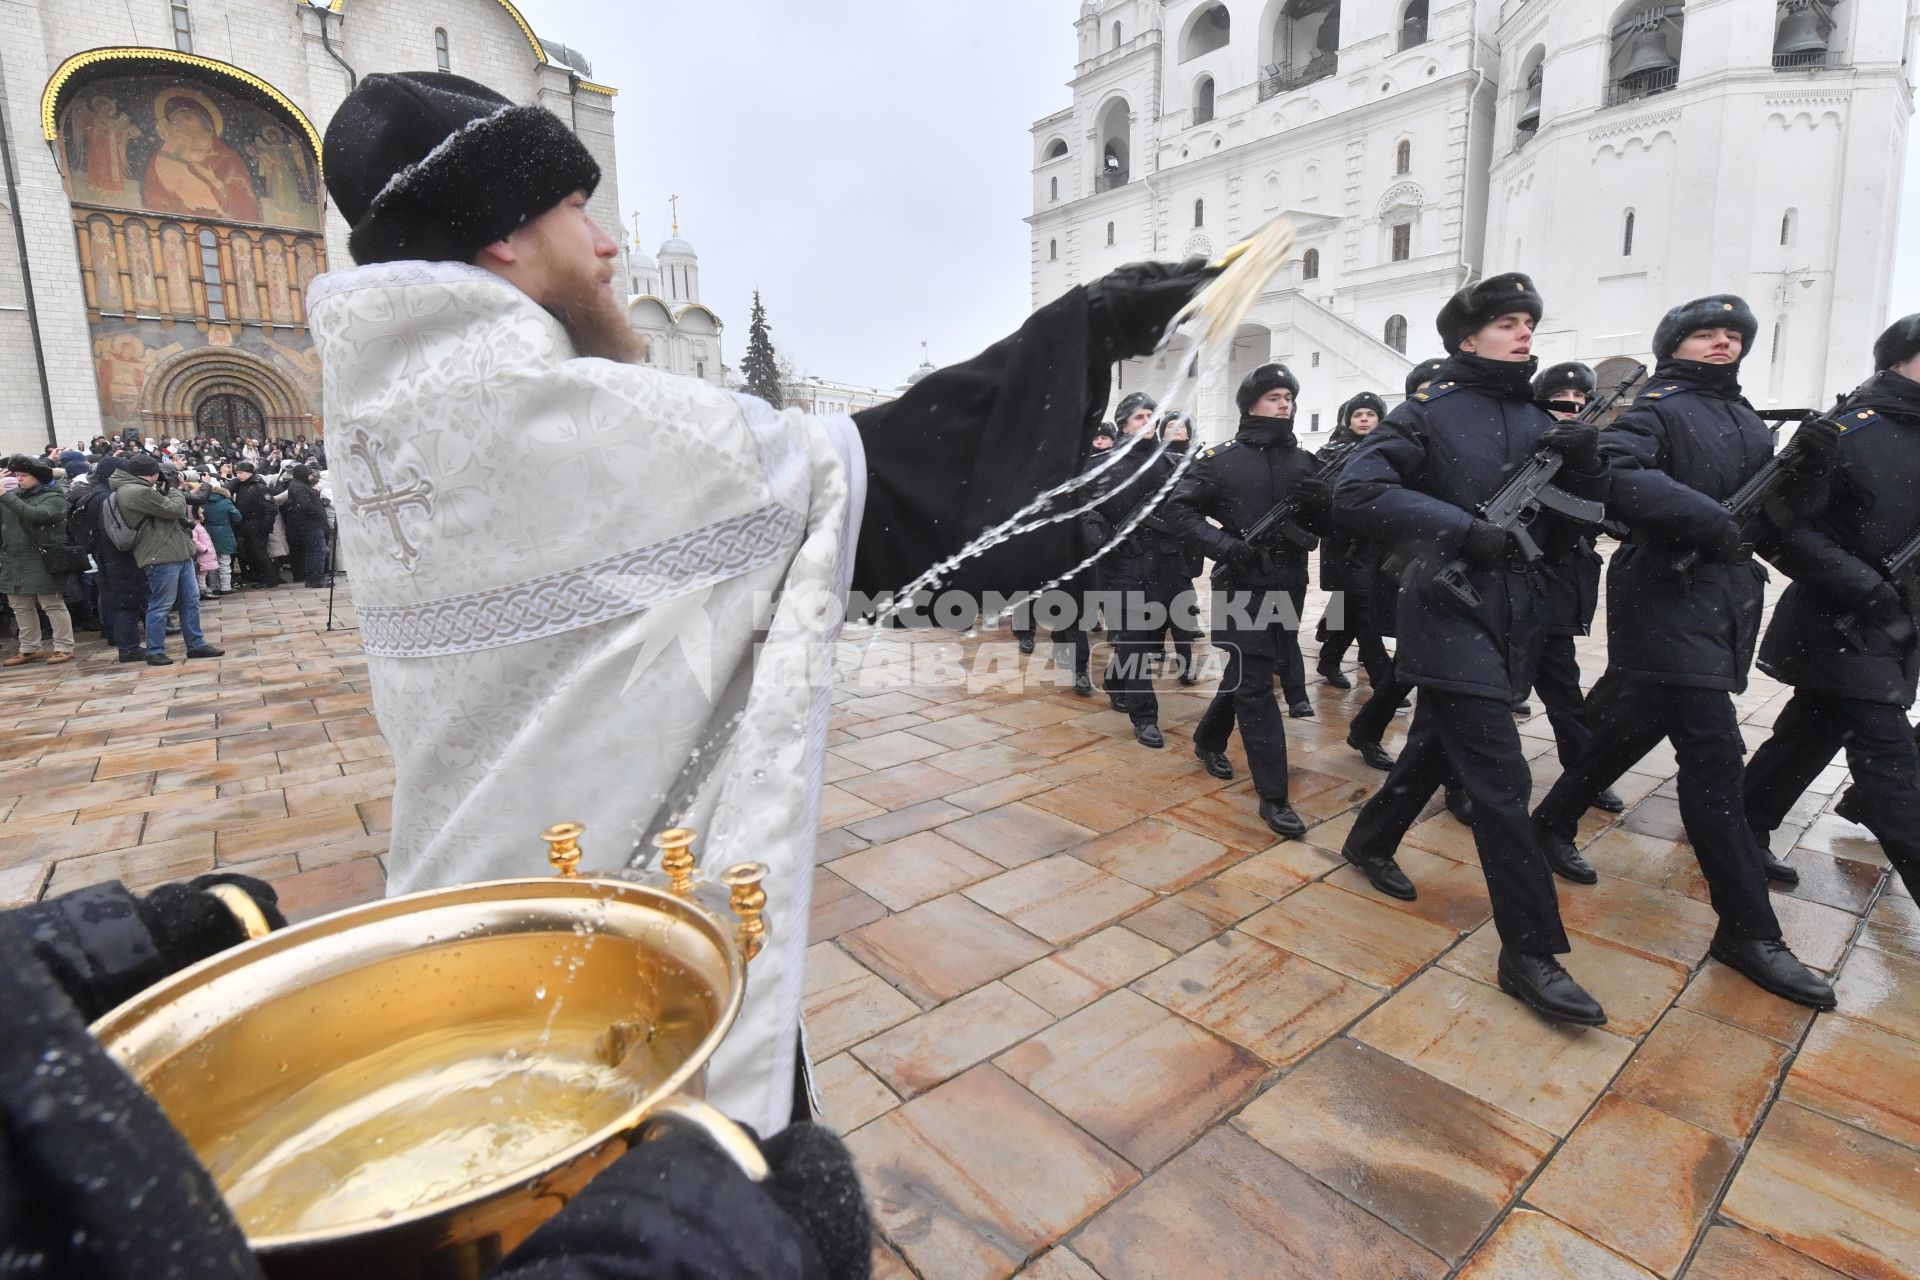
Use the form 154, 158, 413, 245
2, 575, 1916, 1279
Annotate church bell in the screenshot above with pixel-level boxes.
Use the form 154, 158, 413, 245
1774, 2, 1830, 60
1517, 66, 1543, 132
1618, 26, 1678, 82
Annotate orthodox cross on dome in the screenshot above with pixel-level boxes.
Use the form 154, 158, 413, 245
630, 210, 643, 247
669, 194, 680, 238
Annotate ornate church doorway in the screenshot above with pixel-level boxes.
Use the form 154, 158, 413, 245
195, 391, 265, 439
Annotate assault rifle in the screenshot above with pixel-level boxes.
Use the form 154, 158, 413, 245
1834, 525, 1920, 650
1237, 438, 1360, 557
1671, 412, 1841, 575
1433, 362, 1642, 608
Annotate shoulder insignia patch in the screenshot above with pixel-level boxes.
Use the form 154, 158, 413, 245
1636, 382, 1686, 401
1838, 408, 1881, 433
1412, 381, 1459, 403
1198, 441, 1235, 460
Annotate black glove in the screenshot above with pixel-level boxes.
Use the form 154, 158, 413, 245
1538, 421, 1601, 472
1700, 520, 1749, 565
1086, 258, 1223, 361
761, 1123, 872, 1280
1792, 414, 1843, 461
1460, 520, 1510, 569
1225, 540, 1263, 573
1295, 476, 1334, 519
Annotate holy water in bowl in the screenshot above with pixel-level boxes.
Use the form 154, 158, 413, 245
135, 929, 714, 1239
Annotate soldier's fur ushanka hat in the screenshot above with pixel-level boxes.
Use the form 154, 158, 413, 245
1437, 273, 1544, 353
1653, 295, 1758, 362
323, 72, 601, 266
1873, 314, 1920, 371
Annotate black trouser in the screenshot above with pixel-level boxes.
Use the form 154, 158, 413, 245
1193, 648, 1291, 802
1533, 633, 1596, 769
239, 528, 274, 586
1745, 690, 1920, 900
1535, 677, 1781, 941
1140, 580, 1199, 672
1318, 592, 1393, 687
1104, 586, 1164, 724
1262, 585, 1308, 704
1348, 690, 1569, 955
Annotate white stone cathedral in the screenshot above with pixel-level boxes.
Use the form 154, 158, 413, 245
625, 211, 726, 386
1031, 0, 1920, 444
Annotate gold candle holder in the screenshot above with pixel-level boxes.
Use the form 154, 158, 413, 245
721, 863, 769, 962
541, 822, 585, 878
653, 828, 698, 899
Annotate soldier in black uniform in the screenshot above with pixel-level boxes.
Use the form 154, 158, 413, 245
1532, 295, 1834, 1011
1744, 315, 1920, 901
1012, 417, 1125, 684
1086, 401, 1201, 747
1340, 362, 1472, 825
1316, 393, 1393, 691
1529, 362, 1625, 815
1164, 364, 1329, 838
1147, 412, 1205, 683
1335, 275, 1613, 1024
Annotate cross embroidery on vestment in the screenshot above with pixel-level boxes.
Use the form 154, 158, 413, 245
344, 431, 436, 573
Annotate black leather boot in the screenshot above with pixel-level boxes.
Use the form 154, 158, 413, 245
1260, 800, 1307, 840
1340, 843, 1416, 900
1709, 933, 1835, 1009
1193, 745, 1233, 781
1133, 721, 1165, 749
1346, 734, 1396, 771
1535, 820, 1598, 885
1592, 788, 1626, 814
1497, 949, 1607, 1026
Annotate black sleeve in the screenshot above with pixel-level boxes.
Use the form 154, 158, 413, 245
1600, 403, 1732, 542
1163, 456, 1243, 566
850, 286, 1110, 601
490, 1126, 824, 1280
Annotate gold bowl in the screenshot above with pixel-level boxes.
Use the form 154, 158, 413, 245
91, 872, 751, 1280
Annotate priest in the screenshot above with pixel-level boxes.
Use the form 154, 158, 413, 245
313, 72, 1212, 1134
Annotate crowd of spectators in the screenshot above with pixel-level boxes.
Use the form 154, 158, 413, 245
1, 433, 332, 668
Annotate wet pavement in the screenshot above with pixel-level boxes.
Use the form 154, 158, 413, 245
3, 576, 1916, 1278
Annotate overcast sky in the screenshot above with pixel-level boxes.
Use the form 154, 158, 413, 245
526, 0, 1920, 390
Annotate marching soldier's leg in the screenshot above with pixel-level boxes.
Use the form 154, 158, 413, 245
1743, 691, 1845, 885
1832, 699, 1920, 900
1278, 586, 1312, 717
1191, 649, 1242, 781
1115, 594, 1163, 748
1346, 666, 1410, 771
1670, 688, 1834, 1008
1231, 650, 1305, 837
1341, 699, 1450, 897
1535, 634, 1623, 815
1532, 676, 1670, 883
1426, 690, 1572, 957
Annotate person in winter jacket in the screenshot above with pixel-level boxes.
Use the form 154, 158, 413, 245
1743, 314, 1920, 902
1315, 393, 1391, 690
82, 457, 149, 662
0, 456, 75, 666
111, 457, 224, 666
189, 503, 219, 597
1334, 274, 1611, 1024
0, 872, 871, 1280
1532, 294, 1835, 1014
202, 484, 243, 595
1165, 363, 1330, 839
281, 464, 330, 588
229, 461, 277, 588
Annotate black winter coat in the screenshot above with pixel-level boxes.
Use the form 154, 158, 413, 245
82, 485, 148, 611
1544, 536, 1603, 637
1758, 372, 1920, 706
1601, 363, 1774, 691
231, 476, 275, 535
1083, 441, 1199, 594
1164, 419, 1321, 658
1334, 358, 1602, 700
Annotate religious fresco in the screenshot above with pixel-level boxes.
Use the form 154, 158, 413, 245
58, 69, 326, 438
60, 75, 320, 231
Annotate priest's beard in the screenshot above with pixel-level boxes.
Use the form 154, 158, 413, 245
542, 260, 646, 363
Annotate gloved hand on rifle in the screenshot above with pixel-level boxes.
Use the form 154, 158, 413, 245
1087, 258, 1223, 362
1699, 519, 1750, 566
1460, 519, 1511, 570
1538, 421, 1602, 473
1294, 476, 1335, 524
1792, 414, 1844, 461
1225, 539, 1264, 575
1861, 582, 1917, 649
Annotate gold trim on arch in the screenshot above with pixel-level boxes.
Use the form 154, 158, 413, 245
323, 0, 548, 64
576, 80, 618, 97
41, 47, 324, 166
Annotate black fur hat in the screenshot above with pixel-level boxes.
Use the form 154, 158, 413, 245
1652, 295, 1758, 362
323, 72, 602, 266
1114, 391, 1158, 425
1533, 362, 1596, 401
1237, 363, 1300, 416
4, 455, 54, 484
1405, 358, 1448, 398
1437, 273, 1543, 353
1342, 392, 1388, 425
1873, 314, 1920, 371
